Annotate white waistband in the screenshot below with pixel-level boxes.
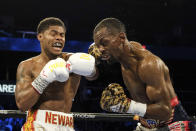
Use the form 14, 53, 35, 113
28, 109, 74, 127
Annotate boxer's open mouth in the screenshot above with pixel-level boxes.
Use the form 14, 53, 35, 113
52, 42, 63, 49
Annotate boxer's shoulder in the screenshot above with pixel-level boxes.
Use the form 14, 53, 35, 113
144, 55, 168, 74
130, 41, 142, 47
17, 56, 41, 75
18, 56, 36, 68
137, 56, 165, 81
141, 54, 165, 69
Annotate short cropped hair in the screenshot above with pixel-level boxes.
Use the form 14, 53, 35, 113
94, 18, 126, 35
37, 17, 66, 34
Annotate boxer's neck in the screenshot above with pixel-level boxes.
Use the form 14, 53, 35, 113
40, 51, 60, 62
117, 41, 139, 70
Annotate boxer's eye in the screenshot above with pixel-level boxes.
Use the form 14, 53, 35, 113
99, 39, 105, 46
60, 33, 65, 37
100, 42, 107, 46
50, 30, 57, 36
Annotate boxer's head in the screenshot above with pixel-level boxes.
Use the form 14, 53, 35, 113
93, 18, 127, 61
37, 17, 66, 57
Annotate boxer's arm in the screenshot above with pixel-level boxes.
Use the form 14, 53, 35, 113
64, 52, 99, 81
85, 67, 99, 81
66, 53, 96, 76
15, 61, 40, 112
139, 61, 172, 121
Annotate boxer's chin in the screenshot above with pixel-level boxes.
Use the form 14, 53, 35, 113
107, 56, 117, 64
101, 55, 111, 61
101, 55, 117, 65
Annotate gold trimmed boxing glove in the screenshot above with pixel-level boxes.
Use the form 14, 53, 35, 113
100, 83, 131, 113
88, 43, 102, 65
100, 83, 147, 117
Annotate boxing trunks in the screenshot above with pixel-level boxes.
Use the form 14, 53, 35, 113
136, 97, 193, 131
22, 109, 74, 131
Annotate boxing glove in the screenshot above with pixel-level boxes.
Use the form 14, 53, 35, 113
88, 43, 102, 65
100, 83, 147, 117
66, 53, 96, 76
32, 58, 69, 94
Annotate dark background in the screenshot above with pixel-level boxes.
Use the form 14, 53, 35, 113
0, 0, 196, 130
0, 0, 195, 46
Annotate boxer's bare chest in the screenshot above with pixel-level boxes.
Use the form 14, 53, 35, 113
121, 65, 150, 103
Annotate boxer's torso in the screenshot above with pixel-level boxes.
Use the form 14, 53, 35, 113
121, 42, 176, 105
28, 53, 81, 112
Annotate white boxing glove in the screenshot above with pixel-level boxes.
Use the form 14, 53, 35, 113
66, 53, 96, 76
32, 58, 69, 94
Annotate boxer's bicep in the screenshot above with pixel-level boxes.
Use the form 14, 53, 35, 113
145, 70, 165, 102
16, 62, 33, 95
15, 61, 39, 111
17, 62, 32, 81
139, 62, 167, 104
139, 59, 166, 103
145, 84, 171, 120
146, 84, 164, 104
139, 62, 171, 120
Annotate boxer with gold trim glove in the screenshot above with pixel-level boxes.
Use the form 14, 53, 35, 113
66, 53, 96, 77
88, 43, 102, 65
32, 58, 69, 94
100, 83, 147, 117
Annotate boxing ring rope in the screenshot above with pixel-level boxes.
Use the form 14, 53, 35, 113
0, 110, 139, 122
0, 110, 195, 122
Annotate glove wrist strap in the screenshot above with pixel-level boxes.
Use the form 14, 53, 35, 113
31, 74, 49, 94
127, 100, 147, 117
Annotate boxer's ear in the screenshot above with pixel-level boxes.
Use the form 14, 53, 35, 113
119, 32, 126, 43
37, 33, 43, 41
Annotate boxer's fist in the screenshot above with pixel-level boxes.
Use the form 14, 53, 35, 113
41, 58, 69, 82
100, 83, 131, 113
66, 53, 96, 76
88, 43, 102, 65
32, 58, 69, 94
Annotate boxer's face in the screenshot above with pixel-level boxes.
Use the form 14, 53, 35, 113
94, 27, 120, 61
38, 25, 66, 56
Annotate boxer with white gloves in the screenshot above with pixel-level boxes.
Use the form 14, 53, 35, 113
32, 58, 69, 94
16, 17, 79, 131
66, 53, 96, 77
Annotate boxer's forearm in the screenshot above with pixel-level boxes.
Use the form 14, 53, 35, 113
145, 103, 171, 121
15, 83, 40, 112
